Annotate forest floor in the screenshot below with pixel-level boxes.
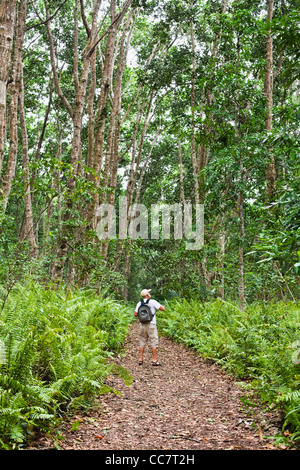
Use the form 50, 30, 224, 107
29, 321, 286, 451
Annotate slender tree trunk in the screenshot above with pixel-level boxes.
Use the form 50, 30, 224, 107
217, 222, 226, 299
234, 30, 245, 311
106, 8, 135, 207
265, 0, 276, 199
0, 0, 18, 177
118, 90, 155, 290
42, 116, 62, 257
119, 114, 165, 294
89, 1, 119, 229
237, 189, 245, 311
122, 247, 131, 301
190, 16, 199, 204
178, 137, 187, 205
1, 79, 19, 213
92, 0, 133, 196
133, 126, 166, 206
30, 77, 53, 193
97, 8, 135, 259
46, 0, 102, 281
198, 0, 228, 293
1, 0, 27, 214
18, 66, 38, 258
86, 49, 97, 172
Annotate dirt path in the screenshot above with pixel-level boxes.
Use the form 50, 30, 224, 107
31, 321, 283, 451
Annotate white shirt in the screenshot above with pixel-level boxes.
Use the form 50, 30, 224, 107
135, 298, 162, 325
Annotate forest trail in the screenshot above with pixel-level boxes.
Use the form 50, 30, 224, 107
31, 321, 283, 451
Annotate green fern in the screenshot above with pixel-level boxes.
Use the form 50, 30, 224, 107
159, 298, 300, 443
0, 281, 134, 449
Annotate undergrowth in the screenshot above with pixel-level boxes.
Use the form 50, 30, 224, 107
0, 281, 134, 449
159, 298, 300, 446
2, 283, 299, 449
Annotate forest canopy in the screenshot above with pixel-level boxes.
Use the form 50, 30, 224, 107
0, 0, 299, 307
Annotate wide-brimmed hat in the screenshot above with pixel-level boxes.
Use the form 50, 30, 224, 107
140, 289, 151, 297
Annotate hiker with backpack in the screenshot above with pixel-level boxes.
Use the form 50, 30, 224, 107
134, 289, 165, 366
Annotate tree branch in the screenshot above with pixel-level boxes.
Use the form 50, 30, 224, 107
26, 0, 68, 31
44, 0, 74, 119
87, 0, 132, 59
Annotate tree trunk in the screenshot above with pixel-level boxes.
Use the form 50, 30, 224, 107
46, 0, 102, 282
97, 7, 135, 260
18, 66, 38, 258
237, 190, 245, 311
122, 248, 131, 301
42, 125, 62, 257
196, 0, 228, 292
89, 1, 119, 229
217, 224, 226, 299
265, 0, 276, 199
86, 49, 97, 173
178, 137, 187, 205
190, 16, 199, 204
0, 0, 18, 176
105, 8, 135, 208
1, 0, 27, 214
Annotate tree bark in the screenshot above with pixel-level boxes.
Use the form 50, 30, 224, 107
18, 66, 38, 258
265, 0, 276, 199
90, 2, 135, 265
89, 1, 119, 229
217, 222, 226, 300
0, 0, 18, 177
178, 137, 187, 205
105, 8, 135, 208
237, 189, 245, 311
1, 0, 27, 214
190, 16, 199, 204
197, 0, 228, 293
46, 0, 102, 282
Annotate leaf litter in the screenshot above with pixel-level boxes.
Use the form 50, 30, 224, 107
29, 321, 284, 450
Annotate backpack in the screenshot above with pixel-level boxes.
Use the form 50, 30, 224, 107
137, 298, 154, 323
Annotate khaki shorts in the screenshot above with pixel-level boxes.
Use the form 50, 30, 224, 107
139, 323, 159, 348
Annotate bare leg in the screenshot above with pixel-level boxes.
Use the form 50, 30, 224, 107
139, 347, 144, 362
152, 347, 157, 362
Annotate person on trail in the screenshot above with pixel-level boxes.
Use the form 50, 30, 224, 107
134, 289, 165, 366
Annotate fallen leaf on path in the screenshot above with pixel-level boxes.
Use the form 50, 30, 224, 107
28, 322, 284, 451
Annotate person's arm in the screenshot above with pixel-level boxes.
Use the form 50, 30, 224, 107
153, 300, 165, 312
134, 302, 140, 317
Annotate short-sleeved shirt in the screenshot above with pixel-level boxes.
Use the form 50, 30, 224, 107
135, 298, 162, 325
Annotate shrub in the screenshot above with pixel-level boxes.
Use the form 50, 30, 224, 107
0, 281, 134, 449
159, 298, 300, 443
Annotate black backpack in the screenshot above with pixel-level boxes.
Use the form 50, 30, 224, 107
138, 298, 154, 323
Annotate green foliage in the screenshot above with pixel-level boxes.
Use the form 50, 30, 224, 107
2, 0, 299, 304
1, 0, 299, 447
0, 281, 134, 449
159, 298, 300, 442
